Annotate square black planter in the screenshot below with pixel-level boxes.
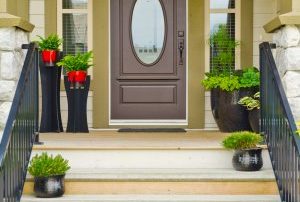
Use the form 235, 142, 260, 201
64, 76, 90, 133
39, 52, 63, 133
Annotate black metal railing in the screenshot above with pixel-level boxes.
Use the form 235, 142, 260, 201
260, 42, 300, 202
0, 42, 39, 201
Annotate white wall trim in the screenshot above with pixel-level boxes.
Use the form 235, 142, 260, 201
108, 0, 188, 126
109, 120, 188, 126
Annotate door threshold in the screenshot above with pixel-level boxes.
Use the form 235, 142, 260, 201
109, 120, 188, 126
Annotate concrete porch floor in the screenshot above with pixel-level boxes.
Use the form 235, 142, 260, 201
35, 130, 231, 150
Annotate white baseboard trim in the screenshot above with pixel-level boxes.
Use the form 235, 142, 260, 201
109, 120, 188, 126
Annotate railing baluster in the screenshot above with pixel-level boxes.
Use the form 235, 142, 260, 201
0, 43, 39, 201
260, 42, 300, 202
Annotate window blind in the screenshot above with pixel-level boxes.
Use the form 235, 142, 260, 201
63, 13, 88, 55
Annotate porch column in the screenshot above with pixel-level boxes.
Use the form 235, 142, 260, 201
0, 4, 34, 135
263, 0, 300, 121
271, 26, 300, 121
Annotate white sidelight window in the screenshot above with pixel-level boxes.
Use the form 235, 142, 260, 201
57, 0, 93, 55
205, 0, 241, 72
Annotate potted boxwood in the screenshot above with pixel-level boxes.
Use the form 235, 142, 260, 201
37, 34, 63, 66
238, 92, 260, 133
57, 51, 93, 88
28, 152, 70, 198
222, 131, 263, 171
202, 24, 259, 132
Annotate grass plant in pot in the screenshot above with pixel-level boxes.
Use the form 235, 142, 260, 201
57, 51, 93, 88
28, 152, 70, 198
37, 34, 62, 66
238, 92, 260, 133
222, 131, 263, 171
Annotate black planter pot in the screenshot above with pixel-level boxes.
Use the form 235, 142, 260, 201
232, 148, 263, 171
34, 175, 65, 198
39, 52, 63, 133
248, 109, 260, 133
64, 76, 90, 133
211, 88, 257, 132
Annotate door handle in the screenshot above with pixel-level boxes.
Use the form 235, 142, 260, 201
178, 39, 184, 65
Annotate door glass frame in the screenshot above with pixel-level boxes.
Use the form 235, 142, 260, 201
108, 0, 188, 125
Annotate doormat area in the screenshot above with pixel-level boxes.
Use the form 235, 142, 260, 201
118, 128, 187, 132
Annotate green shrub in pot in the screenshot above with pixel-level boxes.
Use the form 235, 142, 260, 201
28, 152, 70, 198
222, 131, 263, 171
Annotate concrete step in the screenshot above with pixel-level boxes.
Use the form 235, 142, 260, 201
23, 168, 278, 195
21, 194, 281, 202
31, 132, 272, 169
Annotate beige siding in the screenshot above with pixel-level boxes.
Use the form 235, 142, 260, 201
29, 0, 45, 39
253, 0, 277, 68
204, 92, 218, 129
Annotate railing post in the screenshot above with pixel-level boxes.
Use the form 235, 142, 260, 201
34, 46, 43, 145
0, 168, 3, 202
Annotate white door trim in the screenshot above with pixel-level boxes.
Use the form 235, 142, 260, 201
108, 0, 188, 126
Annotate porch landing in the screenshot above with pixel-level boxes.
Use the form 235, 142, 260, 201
34, 130, 230, 150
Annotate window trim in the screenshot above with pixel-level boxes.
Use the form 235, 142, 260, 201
204, 0, 241, 72
57, 0, 93, 76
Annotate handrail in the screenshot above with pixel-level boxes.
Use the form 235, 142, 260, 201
260, 42, 300, 202
0, 42, 39, 201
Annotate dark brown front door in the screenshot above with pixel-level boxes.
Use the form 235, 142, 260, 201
111, 0, 186, 119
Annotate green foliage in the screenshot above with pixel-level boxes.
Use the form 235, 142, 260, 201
28, 152, 70, 177
239, 67, 260, 88
238, 92, 260, 110
209, 24, 239, 75
57, 51, 93, 72
222, 131, 263, 150
296, 122, 300, 135
202, 74, 240, 91
202, 67, 260, 92
36, 34, 62, 51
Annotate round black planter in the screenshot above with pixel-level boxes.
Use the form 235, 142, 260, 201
211, 88, 256, 132
232, 148, 263, 171
64, 76, 90, 133
34, 175, 65, 198
248, 109, 260, 133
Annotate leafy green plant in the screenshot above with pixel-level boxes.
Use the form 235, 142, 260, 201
296, 122, 300, 135
222, 131, 263, 150
57, 51, 93, 72
36, 34, 63, 51
209, 24, 239, 75
202, 67, 260, 91
238, 92, 260, 110
239, 67, 260, 88
28, 152, 70, 177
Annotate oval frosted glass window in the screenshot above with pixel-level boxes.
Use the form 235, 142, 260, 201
131, 0, 165, 65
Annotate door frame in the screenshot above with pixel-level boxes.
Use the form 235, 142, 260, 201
108, 0, 189, 126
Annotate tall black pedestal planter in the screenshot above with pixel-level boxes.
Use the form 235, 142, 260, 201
64, 76, 90, 133
211, 88, 256, 132
39, 54, 63, 133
